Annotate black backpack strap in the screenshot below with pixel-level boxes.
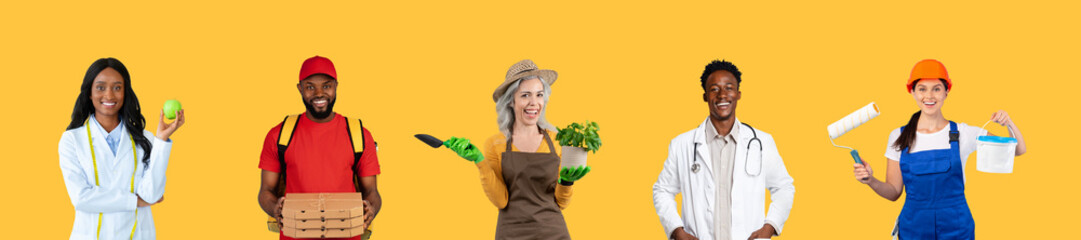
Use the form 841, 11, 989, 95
274, 114, 302, 197
344, 116, 366, 192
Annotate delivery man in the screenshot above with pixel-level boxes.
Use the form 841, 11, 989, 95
257, 56, 382, 240
652, 60, 796, 240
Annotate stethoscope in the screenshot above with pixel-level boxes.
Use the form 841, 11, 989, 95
691, 122, 763, 176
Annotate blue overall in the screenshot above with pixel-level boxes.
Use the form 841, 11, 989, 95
896, 121, 975, 239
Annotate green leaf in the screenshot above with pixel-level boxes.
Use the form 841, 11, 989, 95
554, 121, 602, 153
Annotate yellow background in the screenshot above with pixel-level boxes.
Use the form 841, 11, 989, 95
2, 1, 1077, 239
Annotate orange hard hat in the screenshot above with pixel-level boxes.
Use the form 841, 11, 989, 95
907, 59, 952, 93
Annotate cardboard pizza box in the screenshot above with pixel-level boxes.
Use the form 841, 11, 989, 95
281, 225, 367, 239
283, 214, 364, 229
280, 193, 365, 238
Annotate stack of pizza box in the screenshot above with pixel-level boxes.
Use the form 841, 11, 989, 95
281, 193, 365, 238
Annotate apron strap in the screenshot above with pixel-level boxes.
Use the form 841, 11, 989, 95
541, 130, 556, 154
505, 134, 514, 152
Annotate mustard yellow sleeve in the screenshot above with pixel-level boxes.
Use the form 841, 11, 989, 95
551, 135, 574, 210
555, 184, 573, 210
477, 134, 508, 209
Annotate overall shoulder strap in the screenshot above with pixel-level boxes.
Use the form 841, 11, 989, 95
898, 125, 910, 153
948, 121, 959, 143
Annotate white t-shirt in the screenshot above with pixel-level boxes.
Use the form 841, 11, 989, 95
884, 122, 988, 181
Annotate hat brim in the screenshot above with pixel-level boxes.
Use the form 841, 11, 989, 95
906, 77, 952, 93
492, 69, 558, 102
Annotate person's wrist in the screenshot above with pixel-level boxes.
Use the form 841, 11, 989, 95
559, 179, 574, 186
671, 227, 690, 239
762, 223, 777, 236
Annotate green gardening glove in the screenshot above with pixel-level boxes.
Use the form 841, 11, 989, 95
443, 137, 484, 163
559, 166, 591, 185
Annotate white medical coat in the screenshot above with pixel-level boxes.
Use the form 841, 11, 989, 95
653, 118, 795, 239
58, 117, 171, 240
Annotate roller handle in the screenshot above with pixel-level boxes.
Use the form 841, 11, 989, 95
849, 149, 863, 164
851, 149, 869, 181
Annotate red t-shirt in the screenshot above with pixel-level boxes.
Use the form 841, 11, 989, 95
259, 113, 378, 240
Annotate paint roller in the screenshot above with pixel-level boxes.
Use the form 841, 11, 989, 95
828, 102, 880, 166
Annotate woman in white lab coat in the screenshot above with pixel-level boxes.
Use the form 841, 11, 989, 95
58, 58, 185, 240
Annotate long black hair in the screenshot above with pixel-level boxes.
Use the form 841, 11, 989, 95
893, 111, 922, 151
893, 79, 950, 151
66, 58, 152, 165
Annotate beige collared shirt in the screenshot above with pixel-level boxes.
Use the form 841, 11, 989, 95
705, 121, 738, 240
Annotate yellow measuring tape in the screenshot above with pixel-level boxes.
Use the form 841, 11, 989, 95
86, 119, 139, 240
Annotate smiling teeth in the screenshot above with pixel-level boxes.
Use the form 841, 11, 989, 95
923, 101, 935, 105
716, 102, 730, 106
103, 102, 117, 106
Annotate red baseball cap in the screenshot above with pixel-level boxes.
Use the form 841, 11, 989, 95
299, 55, 337, 81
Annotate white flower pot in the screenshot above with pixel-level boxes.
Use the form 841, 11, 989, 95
560, 146, 588, 168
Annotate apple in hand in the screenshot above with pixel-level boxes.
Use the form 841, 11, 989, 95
163, 99, 182, 120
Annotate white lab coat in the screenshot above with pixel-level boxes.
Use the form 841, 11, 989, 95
58, 118, 171, 240
653, 118, 795, 240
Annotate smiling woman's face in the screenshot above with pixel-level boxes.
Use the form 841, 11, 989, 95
513, 78, 546, 128
91, 67, 125, 118
911, 79, 948, 115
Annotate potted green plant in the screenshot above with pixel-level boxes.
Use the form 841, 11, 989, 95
555, 121, 601, 168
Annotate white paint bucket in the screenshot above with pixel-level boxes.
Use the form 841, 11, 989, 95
560, 146, 588, 168
976, 121, 1018, 173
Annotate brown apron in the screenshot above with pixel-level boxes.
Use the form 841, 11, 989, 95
494, 130, 571, 240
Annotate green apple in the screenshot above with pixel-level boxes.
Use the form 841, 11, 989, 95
163, 99, 182, 120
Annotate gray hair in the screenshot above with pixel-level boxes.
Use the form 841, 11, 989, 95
496, 76, 555, 139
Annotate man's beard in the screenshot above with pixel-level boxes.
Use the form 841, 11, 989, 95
303, 97, 337, 119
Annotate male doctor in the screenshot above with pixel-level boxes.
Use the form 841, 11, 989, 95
653, 60, 795, 240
